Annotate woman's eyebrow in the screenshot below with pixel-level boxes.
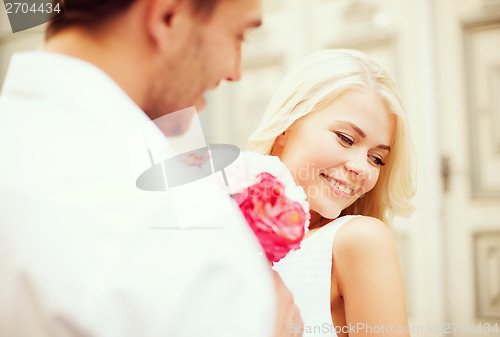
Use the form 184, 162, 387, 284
339, 120, 366, 138
339, 120, 391, 151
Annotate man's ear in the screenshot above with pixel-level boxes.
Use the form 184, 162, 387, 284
145, 0, 189, 50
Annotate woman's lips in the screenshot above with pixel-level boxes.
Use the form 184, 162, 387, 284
320, 173, 356, 198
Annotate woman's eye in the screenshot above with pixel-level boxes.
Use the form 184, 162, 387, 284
336, 133, 354, 146
369, 156, 386, 166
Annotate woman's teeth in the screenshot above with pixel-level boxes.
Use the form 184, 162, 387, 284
323, 174, 353, 195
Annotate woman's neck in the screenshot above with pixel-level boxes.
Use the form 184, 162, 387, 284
308, 212, 326, 230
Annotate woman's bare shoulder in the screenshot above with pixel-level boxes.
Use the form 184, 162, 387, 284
332, 216, 398, 279
335, 216, 393, 250
331, 216, 409, 331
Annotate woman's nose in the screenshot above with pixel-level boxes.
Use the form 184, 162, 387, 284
344, 152, 369, 179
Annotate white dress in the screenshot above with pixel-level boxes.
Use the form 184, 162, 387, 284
273, 215, 359, 336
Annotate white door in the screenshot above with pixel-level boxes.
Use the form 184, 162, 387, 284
435, 0, 500, 335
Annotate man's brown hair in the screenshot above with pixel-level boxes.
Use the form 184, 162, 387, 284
46, 0, 221, 39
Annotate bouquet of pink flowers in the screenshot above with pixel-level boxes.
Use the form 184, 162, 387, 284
224, 152, 310, 263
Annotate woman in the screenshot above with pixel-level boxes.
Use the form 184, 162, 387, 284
249, 49, 415, 336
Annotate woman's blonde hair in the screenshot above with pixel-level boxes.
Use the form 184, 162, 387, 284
249, 49, 415, 224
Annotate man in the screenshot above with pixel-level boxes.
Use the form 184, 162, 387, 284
0, 0, 301, 336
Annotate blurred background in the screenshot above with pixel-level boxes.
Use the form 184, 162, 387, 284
1, 0, 500, 335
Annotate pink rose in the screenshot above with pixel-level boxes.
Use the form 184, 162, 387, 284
179, 150, 211, 168
236, 173, 308, 263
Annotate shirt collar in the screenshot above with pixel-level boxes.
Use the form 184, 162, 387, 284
1, 50, 152, 136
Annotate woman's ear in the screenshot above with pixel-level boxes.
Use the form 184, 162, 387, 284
271, 131, 287, 156
275, 131, 288, 147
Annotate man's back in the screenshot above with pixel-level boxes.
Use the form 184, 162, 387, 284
0, 51, 275, 337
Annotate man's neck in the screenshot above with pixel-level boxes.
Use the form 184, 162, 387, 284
43, 26, 153, 111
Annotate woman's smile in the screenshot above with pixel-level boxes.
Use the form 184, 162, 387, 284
320, 173, 355, 198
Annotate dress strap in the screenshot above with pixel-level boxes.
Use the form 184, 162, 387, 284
273, 215, 360, 336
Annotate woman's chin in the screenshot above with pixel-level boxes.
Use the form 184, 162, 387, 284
311, 202, 342, 222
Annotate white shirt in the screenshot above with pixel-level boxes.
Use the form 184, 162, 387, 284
0, 51, 274, 337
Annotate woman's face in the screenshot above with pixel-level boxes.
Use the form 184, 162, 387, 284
274, 89, 395, 223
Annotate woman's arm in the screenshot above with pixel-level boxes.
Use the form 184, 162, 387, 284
333, 216, 410, 337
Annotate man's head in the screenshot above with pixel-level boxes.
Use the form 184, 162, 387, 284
45, 0, 262, 122
46, 0, 222, 39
